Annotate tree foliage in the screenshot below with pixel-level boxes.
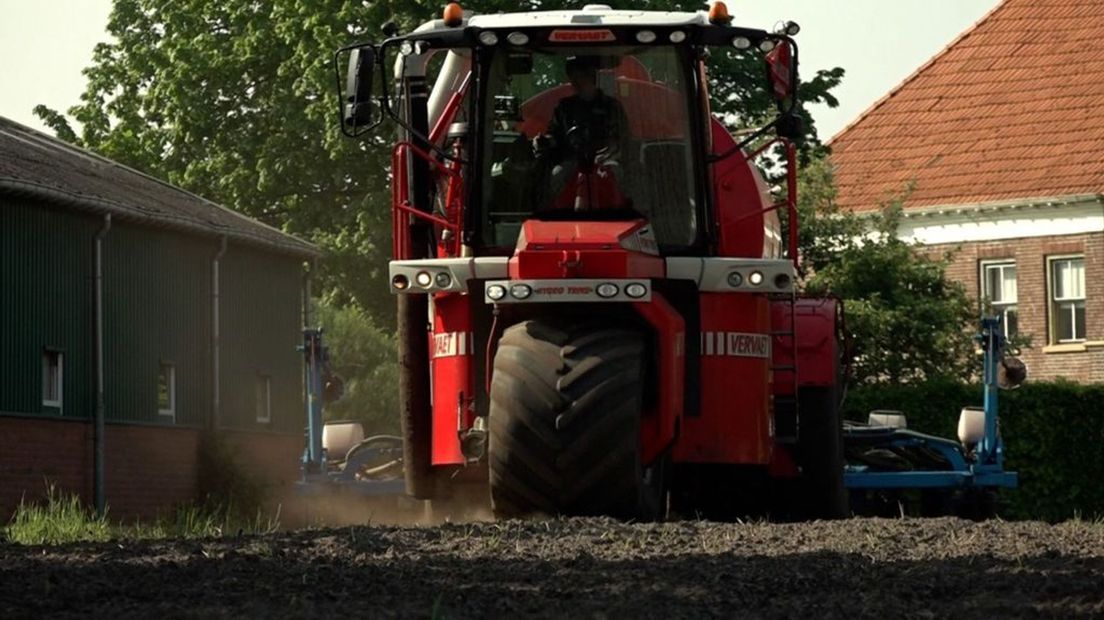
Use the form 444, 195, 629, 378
796, 158, 976, 384
37, 0, 843, 323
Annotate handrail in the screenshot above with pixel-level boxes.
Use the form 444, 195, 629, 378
391, 141, 464, 259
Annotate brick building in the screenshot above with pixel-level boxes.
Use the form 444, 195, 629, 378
829, 0, 1104, 382
0, 116, 318, 519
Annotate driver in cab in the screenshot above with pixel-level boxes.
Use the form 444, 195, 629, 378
533, 55, 631, 209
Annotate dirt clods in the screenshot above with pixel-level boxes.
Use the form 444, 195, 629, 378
2, 517, 1103, 618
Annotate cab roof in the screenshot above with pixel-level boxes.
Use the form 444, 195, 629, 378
465, 7, 708, 30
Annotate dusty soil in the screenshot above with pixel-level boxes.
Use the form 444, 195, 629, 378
2, 518, 1103, 619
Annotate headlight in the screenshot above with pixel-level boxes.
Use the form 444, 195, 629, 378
774, 273, 792, 290
487, 285, 507, 301
748, 271, 764, 286
399, 40, 415, 56
732, 36, 751, 50
727, 272, 744, 288
478, 31, 499, 46
506, 31, 529, 46
669, 31, 687, 43
435, 272, 453, 289
636, 30, 657, 44
759, 39, 777, 53
596, 283, 619, 299
624, 283, 648, 299
415, 271, 433, 288
392, 275, 410, 290
509, 284, 532, 300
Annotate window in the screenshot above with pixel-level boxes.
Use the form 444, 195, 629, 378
480, 46, 699, 250
980, 261, 1018, 337
255, 374, 272, 424
157, 363, 175, 419
42, 350, 63, 410
1049, 256, 1086, 343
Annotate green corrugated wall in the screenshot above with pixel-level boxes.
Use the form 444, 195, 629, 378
0, 200, 97, 418
0, 197, 305, 434
220, 249, 304, 434
102, 223, 214, 427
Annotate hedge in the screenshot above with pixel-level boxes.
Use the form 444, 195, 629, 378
842, 380, 1104, 522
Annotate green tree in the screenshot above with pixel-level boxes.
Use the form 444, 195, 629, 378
797, 158, 976, 384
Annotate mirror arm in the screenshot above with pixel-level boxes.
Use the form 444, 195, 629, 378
706, 36, 801, 164
377, 38, 470, 165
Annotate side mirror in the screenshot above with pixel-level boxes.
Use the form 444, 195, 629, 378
764, 41, 795, 105
343, 46, 380, 131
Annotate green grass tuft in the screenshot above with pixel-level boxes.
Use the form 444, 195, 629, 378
5, 483, 111, 545
3, 483, 281, 546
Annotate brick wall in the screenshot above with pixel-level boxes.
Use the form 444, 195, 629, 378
0, 417, 301, 521
927, 231, 1104, 383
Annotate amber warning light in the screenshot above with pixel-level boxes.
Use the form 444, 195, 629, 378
549, 29, 617, 43
708, 1, 732, 25
443, 3, 463, 27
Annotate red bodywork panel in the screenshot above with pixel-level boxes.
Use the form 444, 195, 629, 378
511, 220, 665, 280
710, 121, 776, 259
770, 297, 841, 389
634, 295, 685, 464
430, 294, 475, 466
675, 293, 773, 465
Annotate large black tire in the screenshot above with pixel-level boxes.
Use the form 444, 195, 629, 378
795, 387, 850, 519
488, 320, 664, 520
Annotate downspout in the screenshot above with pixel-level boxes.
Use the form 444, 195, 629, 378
211, 236, 228, 431
303, 258, 317, 327
93, 214, 111, 517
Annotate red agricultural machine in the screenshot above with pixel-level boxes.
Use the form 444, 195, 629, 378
331, 2, 849, 520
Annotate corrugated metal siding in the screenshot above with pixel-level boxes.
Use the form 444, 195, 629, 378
102, 224, 213, 427
219, 249, 304, 434
3, 196, 304, 435
0, 200, 96, 418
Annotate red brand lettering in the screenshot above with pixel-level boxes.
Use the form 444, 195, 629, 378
549, 29, 617, 43
567, 287, 592, 294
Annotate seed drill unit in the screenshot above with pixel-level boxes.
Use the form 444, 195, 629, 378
304, 2, 1017, 520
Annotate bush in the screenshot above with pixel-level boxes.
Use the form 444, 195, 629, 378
844, 380, 1104, 522
315, 299, 400, 434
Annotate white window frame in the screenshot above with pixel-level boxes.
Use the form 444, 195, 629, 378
1047, 255, 1087, 344
979, 260, 1018, 338
42, 350, 63, 410
158, 363, 176, 419
256, 374, 272, 424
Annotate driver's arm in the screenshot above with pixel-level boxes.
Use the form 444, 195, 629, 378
538, 101, 571, 162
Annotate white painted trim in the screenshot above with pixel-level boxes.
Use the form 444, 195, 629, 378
256, 374, 272, 424
389, 257, 510, 294
158, 364, 176, 420
889, 196, 1104, 246
665, 257, 795, 293
41, 350, 63, 410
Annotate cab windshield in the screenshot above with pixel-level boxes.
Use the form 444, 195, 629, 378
479, 45, 699, 251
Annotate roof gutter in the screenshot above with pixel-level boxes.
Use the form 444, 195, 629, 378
0, 177, 321, 259
854, 194, 1104, 221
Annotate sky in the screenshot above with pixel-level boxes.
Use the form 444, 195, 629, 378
0, 1, 1000, 140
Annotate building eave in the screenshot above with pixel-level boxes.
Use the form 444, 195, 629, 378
0, 177, 321, 259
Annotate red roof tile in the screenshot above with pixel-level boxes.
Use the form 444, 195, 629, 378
829, 0, 1104, 212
